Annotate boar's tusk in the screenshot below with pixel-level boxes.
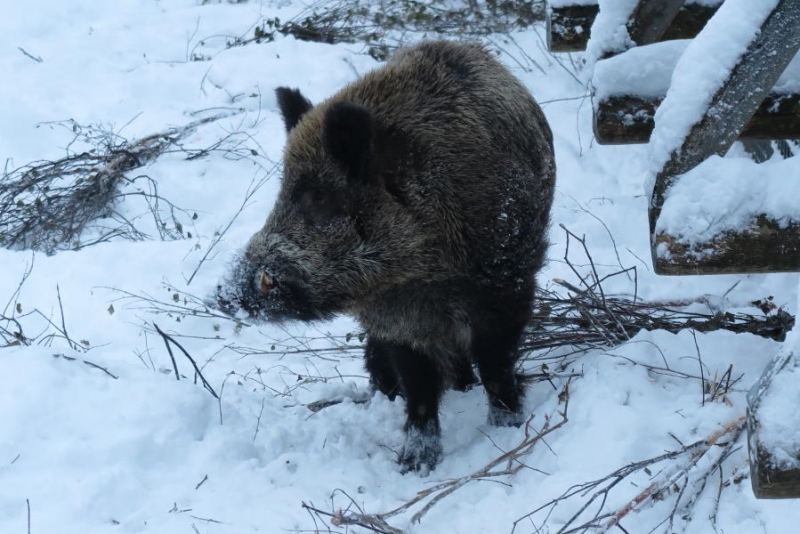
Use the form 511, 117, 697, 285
259, 270, 275, 294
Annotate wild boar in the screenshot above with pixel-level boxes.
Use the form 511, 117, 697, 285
216, 40, 555, 472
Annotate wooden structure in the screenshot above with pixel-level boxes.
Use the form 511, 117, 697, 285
747, 351, 800, 499
646, 0, 800, 275
549, 0, 800, 498
547, 1, 719, 52
548, 0, 800, 275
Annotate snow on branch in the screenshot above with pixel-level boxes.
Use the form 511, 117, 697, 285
0, 110, 249, 255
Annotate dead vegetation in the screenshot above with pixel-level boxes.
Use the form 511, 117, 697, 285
0, 110, 261, 255
192, 0, 546, 61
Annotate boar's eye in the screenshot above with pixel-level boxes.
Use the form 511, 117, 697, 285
298, 188, 344, 222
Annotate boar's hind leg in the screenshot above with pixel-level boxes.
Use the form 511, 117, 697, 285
452, 359, 477, 392
367, 337, 444, 474
472, 309, 528, 428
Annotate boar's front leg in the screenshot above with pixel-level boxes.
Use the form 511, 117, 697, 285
366, 337, 444, 474
472, 299, 530, 428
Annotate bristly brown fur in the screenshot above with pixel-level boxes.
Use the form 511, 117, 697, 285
217, 40, 555, 473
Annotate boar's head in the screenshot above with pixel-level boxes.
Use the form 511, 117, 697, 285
215, 87, 427, 322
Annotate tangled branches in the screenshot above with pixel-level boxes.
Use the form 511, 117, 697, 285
513, 416, 747, 534
521, 226, 794, 365
0, 111, 243, 255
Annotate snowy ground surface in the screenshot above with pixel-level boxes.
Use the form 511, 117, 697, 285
2, 1, 800, 533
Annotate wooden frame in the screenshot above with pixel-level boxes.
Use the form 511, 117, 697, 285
649, 0, 800, 275
547, 1, 720, 52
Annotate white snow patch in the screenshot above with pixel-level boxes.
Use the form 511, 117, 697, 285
655, 154, 800, 244
593, 40, 690, 99
583, 0, 638, 73
594, 40, 800, 100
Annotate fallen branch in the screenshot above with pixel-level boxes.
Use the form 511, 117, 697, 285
521, 227, 793, 363
1, 257, 34, 348
0, 110, 243, 255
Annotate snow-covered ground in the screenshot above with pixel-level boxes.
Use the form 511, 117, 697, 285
2, 1, 799, 533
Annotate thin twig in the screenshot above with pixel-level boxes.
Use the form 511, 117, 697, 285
18, 47, 43, 63
154, 323, 219, 398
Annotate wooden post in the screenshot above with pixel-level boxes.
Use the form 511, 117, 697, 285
649, 0, 800, 275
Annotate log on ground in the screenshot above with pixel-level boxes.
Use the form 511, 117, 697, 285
654, 216, 800, 275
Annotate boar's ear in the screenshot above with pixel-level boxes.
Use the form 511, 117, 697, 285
322, 102, 373, 183
275, 87, 313, 132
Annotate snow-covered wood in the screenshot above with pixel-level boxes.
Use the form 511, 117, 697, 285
648, 0, 800, 275
547, 0, 719, 52
748, 345, 800, 498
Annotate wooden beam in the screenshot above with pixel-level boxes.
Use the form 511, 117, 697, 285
649, 0, 800, 275
594, 93, 800, 145
626, 0, 687, 46
654, 216, 800, 275
547, 2, 719, 52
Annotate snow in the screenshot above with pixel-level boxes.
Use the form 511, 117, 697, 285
593, 40, 691, 99
583, 0, 637, 72
593, 40, 800, 100
755, 287, 800, 471
2, 1, 800, 533
655, 154, 800, 243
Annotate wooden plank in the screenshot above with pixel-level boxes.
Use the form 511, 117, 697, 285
547, 2, 719, 52
654, 216, 800, 275
747, 351, 800, 498
594, 93, 800, 145
626, 0, 687, 46
649, 0, 800, 275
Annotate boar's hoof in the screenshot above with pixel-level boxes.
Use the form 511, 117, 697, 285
399, 424, 443, 475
